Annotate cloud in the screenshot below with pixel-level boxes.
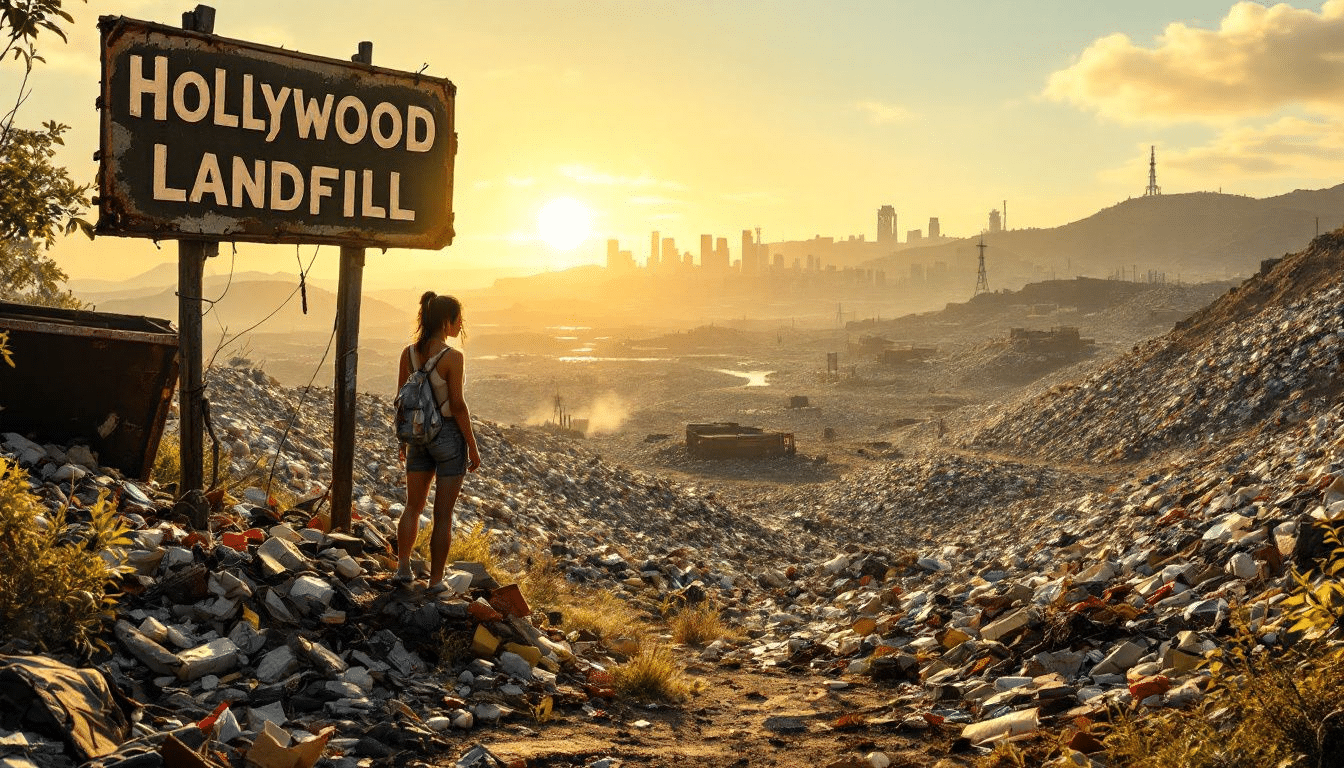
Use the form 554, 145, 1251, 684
1046, 1, 1344, 122
854, 99, 913, 125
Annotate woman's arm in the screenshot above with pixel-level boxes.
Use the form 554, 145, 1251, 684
396, 346, 411, 459
441, 348, 481, 471
397, 346, 412, 389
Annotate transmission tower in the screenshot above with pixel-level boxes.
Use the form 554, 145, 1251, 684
973, 236, 990, 296
1145, 145, 1161, 196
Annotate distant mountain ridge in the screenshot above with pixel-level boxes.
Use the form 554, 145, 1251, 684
86, 277, 408, 337
867, 184, 1344, 286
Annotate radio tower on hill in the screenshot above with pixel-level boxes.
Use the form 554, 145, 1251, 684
973, 236, 989, 297
1145, 145, 1162, 197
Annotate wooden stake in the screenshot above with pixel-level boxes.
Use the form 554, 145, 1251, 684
330, 41, 373, 533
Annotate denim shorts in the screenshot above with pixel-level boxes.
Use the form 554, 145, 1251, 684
405, 420, 467, 477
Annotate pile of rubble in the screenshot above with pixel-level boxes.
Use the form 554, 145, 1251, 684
968, 236, 1344, 463
0, 428, 640, 768
711, 391, 1344, 755
0, 363, 837, 768
199, 365, 814, 584
756, 453, 1105, 552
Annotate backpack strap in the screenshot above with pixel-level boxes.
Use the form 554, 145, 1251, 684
408, 345, 451, 373
425, 347, 450, 371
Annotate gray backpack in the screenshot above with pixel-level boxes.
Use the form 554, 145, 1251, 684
394, 346, 449, 446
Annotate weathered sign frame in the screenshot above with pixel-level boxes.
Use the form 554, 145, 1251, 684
97, 15, 457, 249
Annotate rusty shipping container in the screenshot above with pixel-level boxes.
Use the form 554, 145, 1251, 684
0, 301, 178, 479
685, 422, 796, 460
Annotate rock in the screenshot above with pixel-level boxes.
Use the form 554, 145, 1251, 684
177, 638, 240, 681
256, 645, 300, 683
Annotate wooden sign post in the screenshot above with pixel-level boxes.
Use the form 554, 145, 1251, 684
331, 41, 373, 533
178, 5, 217, 530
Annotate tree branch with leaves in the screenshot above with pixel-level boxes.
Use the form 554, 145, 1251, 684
0, 0, 90, 309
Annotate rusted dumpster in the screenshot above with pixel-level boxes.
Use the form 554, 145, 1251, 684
685, 422, 796, 459
0, 301, 178, 479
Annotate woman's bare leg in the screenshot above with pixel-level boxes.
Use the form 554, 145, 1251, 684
429, 474, 465, 584
398, 470, 435, 576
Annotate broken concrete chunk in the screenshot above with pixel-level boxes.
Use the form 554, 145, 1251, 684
256, 645, 300, 684
293, 635, 348, 676
962, 707, 1039, 745
288, 575, 336, 611
979, 608, 1032, 642
497, 651, 533, 681
1091, 640, 1146, 676
114, 620, 181, 676
257, 537, 309, 576
177, 638, 240, 681
387, 640, 427, 677
247, 702, 289, 733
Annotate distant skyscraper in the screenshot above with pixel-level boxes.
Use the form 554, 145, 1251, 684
877, 205, 896, 245
907, 229, 922, 244
661, 237, 676, 270
928, 217, 940, 240
741, 229, 755, 273
988, 209, 1002, 234
649, 231, 660, 268
700, 234, 712, 269
715, 237, 729, 271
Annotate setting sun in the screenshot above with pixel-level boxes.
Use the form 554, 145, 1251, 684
537, 197, 592, 251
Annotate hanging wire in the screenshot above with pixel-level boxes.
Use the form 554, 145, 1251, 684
200, 243, 237, 319
206, 245, 321, 370
262, 320, 339, 504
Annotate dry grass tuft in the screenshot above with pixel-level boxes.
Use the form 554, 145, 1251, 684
563, 587, 650, 647
150, 437, 181, 487
518, 546, 569, 614
668, 601, 740, 646
410, 519, 507, 582
613, 644, 689, 703
1103, 640, 1344, 768
432, 628, 474, 669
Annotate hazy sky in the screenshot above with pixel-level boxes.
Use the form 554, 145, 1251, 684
5, 0, 1344, 289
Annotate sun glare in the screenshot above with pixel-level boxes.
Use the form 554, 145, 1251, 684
537, 197, 592, 251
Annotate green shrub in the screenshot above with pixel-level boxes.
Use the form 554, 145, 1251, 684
0, 458, 133, 654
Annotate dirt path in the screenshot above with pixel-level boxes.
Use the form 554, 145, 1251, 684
465, 648, 974, 768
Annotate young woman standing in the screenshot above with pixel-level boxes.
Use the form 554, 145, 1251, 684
395, 292, 481, 592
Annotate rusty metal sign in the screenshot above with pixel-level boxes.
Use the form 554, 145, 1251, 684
97, 16, 456, 249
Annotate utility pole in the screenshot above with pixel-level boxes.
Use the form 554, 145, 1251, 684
973, 236, 989, 296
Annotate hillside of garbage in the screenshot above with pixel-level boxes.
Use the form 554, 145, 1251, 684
968, 231, 1344, 463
